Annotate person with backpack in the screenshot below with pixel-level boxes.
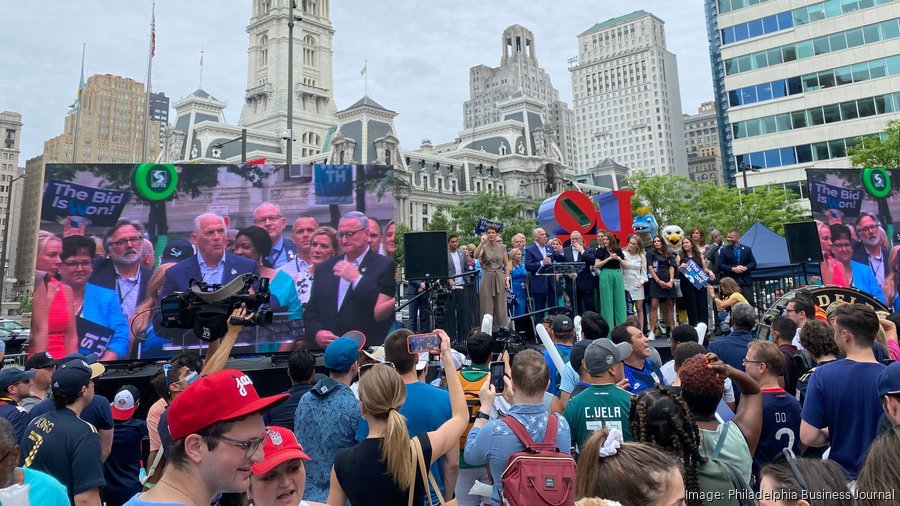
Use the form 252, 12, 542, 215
680, 353, 762, 501
574, 429, 686, 505
464, 349, 573, 506
454, 332, 493, 506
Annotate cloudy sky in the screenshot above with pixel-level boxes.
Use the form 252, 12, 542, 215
1, 1, 712, 162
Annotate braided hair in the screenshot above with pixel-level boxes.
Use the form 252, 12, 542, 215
630, 386, 705, 506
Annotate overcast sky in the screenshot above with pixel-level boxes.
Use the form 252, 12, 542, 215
1, 1, 712, 162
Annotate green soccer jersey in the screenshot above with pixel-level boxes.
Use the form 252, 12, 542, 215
562, 383, 634, 451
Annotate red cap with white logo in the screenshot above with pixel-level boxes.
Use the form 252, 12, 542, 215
167, 369, 288, 441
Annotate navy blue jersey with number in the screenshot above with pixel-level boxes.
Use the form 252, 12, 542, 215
753, 387, 801, 478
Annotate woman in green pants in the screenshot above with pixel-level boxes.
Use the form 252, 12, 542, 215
594, 230, 627, 325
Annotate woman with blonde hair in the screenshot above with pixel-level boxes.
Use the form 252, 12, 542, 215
30, 231, 77, 357
327, 329, 468, 506
508, 247, 527, 317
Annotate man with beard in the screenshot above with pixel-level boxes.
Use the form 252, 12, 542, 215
89, 220, 154, 322
252, 202, 295, 268
279, 215, 319, 304
853, 212, 890, 295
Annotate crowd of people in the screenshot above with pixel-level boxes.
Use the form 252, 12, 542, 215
29, 204, 397, 359
414, 226, 758, 344
1, 293, 896, 505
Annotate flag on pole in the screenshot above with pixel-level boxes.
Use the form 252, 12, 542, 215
73, 46, 86, 110
150, 5, 156, 58
360, 62, 367, 76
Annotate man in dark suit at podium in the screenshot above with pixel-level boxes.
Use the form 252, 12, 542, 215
161, 213, 258, 296
525, 227, 562, 320
552, 231, 596, 315
304, 211, 396, 349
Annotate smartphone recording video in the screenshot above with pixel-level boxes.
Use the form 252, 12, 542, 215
408, 333, 441, 354
490, 361, 505, 393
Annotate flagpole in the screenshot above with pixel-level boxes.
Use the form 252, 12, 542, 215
364, 58, 368, 96
141, 0, 155, 164
199, 45, 204, 89
72, 43, 86, 163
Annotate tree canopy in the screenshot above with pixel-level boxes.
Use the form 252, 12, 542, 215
430, 190, 537, 245
847, 119, 900, 170
627, 172, 806, 235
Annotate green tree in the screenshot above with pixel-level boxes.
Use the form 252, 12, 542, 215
425, 212, 452, 234
847, 119, 900, 170
435, 190, 537, 245
393, 223, 410, 270
627, 173, 805, 235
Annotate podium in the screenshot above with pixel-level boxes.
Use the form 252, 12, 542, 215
527, 262, 587, 318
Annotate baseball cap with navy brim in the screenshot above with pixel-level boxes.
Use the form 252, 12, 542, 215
877, 361, 900, 397
168, 369, 288, 441
0, 368, 36, 392
252, 426, 311, 475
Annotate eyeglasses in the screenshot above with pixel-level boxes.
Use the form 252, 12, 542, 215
61, 260, 92, 269
111, 236, 143, 248
832, 242, 852, 249
742, 359, 763, 365
254, 216, 283, 225
338, 228, 367, 240
163, 364, 197, 391
783, 308, 800, 314
208, 428, 270, 459
858, 224, 878, 233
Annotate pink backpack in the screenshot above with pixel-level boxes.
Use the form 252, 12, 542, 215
499, 414, 576, 506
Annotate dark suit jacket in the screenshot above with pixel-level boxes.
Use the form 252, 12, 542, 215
161, 253, 259, 296
88, 258, 153, 307
716, 244, 757, 287
852, 243, 890, 281
551, 246, 596, 292
524, 243, 555, 295
303, 250, 396, 348
269, 236, 297, 267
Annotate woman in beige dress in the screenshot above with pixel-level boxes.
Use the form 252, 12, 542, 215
474, 226, 511, 326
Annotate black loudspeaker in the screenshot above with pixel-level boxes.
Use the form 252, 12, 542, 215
404, 231, 448, 279
784, 221, 823, 264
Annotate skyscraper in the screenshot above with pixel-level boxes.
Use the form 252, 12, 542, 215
570, 10, 688, 175
463, 25, 576, 166
43, 74, 161, 164
706, 0, 900, 189
0, 112, 23, 304
684, 101, 724, 185
149, 91, 170, 148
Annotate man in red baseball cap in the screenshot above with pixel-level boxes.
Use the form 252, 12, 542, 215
125, 369, 287, 506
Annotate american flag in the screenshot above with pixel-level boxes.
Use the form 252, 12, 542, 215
150, 4, 156, 58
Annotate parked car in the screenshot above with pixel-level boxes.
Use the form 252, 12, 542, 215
0, 319, 29, 339
0, 327, 27, 354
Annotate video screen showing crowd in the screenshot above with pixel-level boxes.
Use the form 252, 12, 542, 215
32, 165, 397, 360
807, 168, 900, 310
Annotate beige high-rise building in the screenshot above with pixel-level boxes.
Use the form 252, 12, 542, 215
684, 101, 724, 186
16, 74, 160, 301
43, 74, 160, 164
0, 112, 24, 307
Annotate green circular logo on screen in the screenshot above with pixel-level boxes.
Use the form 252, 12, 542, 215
862, 167, 891, 198
132, 164, 178, 201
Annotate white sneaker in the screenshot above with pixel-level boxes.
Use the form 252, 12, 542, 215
647, 330, 655, 341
